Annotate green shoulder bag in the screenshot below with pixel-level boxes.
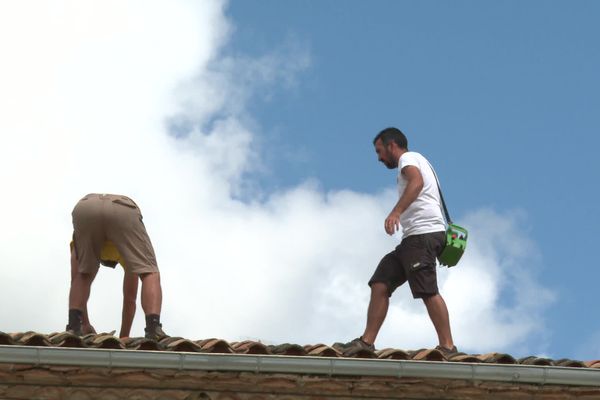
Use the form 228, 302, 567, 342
427, 160, 468, 267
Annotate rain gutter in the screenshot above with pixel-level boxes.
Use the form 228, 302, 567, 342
1, 345, 599, 387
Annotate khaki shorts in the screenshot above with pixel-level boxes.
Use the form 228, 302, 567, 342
71, 193, 159, 275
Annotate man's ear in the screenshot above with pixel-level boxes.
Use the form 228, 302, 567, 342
387, 141, 400, 154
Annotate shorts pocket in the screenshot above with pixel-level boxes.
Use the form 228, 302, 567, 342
425, 231, 446, 258
112, 197, 138, 209
398, 235, 430, 274
406, 260, 429, 273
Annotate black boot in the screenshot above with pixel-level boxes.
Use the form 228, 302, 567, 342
144, 314, 168, 341
66, 309, 83, 336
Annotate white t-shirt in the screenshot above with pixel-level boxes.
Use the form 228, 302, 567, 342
397, 151, 446, 238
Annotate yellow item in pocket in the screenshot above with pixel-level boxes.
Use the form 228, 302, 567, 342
70, 240, 124, 268
100, 240, 124, 268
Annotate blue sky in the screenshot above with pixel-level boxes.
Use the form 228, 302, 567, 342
1, 1, 598, 360
223, 0, 600, 358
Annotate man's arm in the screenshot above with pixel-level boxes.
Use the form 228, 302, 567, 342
119, 271, 139, 338
385, 165, 424, 235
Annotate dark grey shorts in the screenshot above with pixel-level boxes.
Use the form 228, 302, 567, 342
369, 231, 446, 299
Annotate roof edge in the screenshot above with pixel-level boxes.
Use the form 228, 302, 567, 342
1, 345, 599, 387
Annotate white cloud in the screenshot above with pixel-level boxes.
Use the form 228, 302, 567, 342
0, 0, 553, 356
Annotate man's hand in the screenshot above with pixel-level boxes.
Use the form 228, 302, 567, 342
385, 211, 401, 235
120, 271, 139, 338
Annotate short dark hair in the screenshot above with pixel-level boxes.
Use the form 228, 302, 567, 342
373, 127, 408, 149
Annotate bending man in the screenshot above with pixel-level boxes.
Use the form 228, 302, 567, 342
66, 193, 166, 340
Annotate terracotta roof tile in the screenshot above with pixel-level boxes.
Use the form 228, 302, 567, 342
85, 332, 125, 349
121, 337, 163, 351
476, 352, 517, 364
195, 338, 234, 353
408, 348, 445, 361
447, 353, 482, 363
304, 344, 341, 357
267, 343, 308, 356
230, 340, 270, 355
160, 337, 203, 352
10, 332, 52, 347
376, 348, 410, 360
0, 331, 15, 346
555, 358, 587, 368
518, 356, 554, 366
48, 332, 86, 348
0, 330, 598, 371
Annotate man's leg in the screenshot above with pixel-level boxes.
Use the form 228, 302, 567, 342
140, 271, 166, 340
70, 194, 104, 335
140, 271, 162, 315
404, 232, 455, 351
107, 196, 165, 339
67, 269, 97, 335
422, 293, 454, 349
119, 271, 139, 338
70, 248, 96, 334
359, 251, 403, 347
361, 282, 389, 345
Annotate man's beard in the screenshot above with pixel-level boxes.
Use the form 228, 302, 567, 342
385, 160, 398, 169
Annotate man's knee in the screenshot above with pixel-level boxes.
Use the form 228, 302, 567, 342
139, 271, 160, 281
422, 293, 442, 306
74, 271, 95, 284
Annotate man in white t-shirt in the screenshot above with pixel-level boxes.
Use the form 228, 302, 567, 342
335, 127, 457, 357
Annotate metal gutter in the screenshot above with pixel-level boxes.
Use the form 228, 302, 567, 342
1, 345, 599, 387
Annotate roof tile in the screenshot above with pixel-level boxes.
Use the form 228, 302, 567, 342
160, 337, 203, 352
584, 360, 600, 369
0, 331, 15, 346
408, 348, 445, 361
447, 353, 482, 363
10, 332, 52, 347
48, 332, 86, 348
121, 337, 163, 351
304, 344, 341, 357
268, 343, 308, 356
476, 353, 517, 364
85, 332, 125, 349
230, 340, 270, 355
555, 359, 587, 368
195, 338, 234, 353
518, 356, 555, 366
376, 348, 409, 360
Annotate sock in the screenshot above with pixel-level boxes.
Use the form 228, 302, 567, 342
145, 314, 161, 330
68, 309, 83, 330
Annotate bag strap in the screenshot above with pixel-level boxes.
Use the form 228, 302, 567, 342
426, 160, 453, 225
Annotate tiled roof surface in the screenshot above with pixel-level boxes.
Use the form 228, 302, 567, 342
2, 330, 599, 369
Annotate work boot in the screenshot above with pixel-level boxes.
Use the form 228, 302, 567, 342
144, 324, 168, 341
65, 324, 83, 337
333, 337, 375, 357
66, 309, 84, 336
435, 345, 459, 358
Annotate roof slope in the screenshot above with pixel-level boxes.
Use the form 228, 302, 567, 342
2, 331, 600, 399
1, 331, 599, 369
